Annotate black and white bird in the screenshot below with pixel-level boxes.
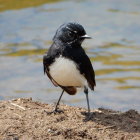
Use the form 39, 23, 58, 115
43, 22, 96, 114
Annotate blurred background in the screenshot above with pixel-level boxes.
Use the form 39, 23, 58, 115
0, 0, 140, 112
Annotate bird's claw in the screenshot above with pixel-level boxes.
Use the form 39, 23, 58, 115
53, 108, 64, 114
83, 112, 94, 121
44, 108, 64, 115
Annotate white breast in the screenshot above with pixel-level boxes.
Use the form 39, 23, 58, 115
49, 56, 87, 87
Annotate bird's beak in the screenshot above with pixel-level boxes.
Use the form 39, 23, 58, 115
81, 34, 92, 39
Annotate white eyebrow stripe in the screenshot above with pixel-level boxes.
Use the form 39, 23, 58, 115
66, 26, 77, 33
66, 26, 72, 31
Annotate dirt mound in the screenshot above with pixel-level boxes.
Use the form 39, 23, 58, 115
0, 98, 140, 140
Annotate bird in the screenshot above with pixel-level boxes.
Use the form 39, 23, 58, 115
43, 22, 96, 114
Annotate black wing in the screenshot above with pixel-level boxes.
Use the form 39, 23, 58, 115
79, 53, 96, 90
43, 43, 60, 86
43, 54, 49, 74
43, 43, 61, 74
43, 53, 55, 83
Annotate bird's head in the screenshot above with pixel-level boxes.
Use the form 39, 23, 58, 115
53, 22, 91, 45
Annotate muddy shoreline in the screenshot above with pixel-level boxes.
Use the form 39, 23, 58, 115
0, 98, 140, 140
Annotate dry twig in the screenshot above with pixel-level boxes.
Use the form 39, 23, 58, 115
10, 102, 25, 110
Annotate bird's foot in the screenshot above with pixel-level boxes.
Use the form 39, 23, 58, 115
86, 113, 93, 120
53, 108, 64, 114
83, 112, 94, 121
44, 108, 64, 115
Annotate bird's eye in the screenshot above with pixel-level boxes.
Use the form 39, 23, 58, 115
68, 31, 73, 37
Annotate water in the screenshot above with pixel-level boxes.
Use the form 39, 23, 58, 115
0, 0, 140, 111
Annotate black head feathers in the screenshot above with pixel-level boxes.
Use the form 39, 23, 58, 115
53, 22, 91, 45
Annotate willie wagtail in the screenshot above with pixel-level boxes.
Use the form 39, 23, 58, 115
43, 22, 96, 114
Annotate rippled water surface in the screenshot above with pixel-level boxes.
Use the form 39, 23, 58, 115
0, 0, 140, 111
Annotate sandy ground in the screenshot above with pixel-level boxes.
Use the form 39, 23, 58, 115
0, 98, 140, 140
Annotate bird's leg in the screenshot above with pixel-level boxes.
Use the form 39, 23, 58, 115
54, 90, 64, 112
84, 86, 90, 114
